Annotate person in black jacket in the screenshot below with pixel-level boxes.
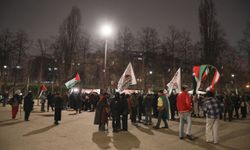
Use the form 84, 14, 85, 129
47, 92, 54, 112
110, 92, 121, 132
54, 92, 63, 125
23, 91, 34, 121
120, 93, 129, 131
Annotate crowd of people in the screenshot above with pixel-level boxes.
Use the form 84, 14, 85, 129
0, 86, 250, 144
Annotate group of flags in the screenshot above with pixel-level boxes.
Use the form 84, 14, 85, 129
37, 62, 220, 95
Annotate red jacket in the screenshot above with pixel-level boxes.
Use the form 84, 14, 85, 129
177, 91, 192, 112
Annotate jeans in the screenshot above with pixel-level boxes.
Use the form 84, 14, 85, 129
179, 112, 192, 137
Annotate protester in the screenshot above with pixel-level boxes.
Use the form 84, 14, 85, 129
40, 92, 46, 112
110, 92, 121, 132
120, 93, 129, 131
144, 93, 153, 125
153, 90, 169, 129
223, 92, 233, 121
169, 90, 177, 120
47, 92, 54, 112
9, 90, 22, 119
2, 91, 8, 107
130, 93, 138, 125
23, 91, 34, 121
177, 85, 193, 140
94, 93, 109, 131
203, 90, 223, 144
54, 92, 63, 125
240, 95, 247, 119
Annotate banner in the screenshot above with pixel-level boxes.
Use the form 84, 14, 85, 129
117, 62, 137, 92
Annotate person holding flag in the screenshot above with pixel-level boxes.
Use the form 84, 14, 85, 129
39, 85, 47, 112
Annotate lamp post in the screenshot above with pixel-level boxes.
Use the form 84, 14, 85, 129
100, 23, 113, 91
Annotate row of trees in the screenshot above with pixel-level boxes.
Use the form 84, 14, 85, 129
0, 0, 249, 93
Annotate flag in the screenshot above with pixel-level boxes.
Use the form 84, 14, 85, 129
167, 68, 181, 94
210, 69, 220, 90
65, 73, 81, 89
117, 62, 137, 92
192, 65, 208, 93
38, 84, 47, 98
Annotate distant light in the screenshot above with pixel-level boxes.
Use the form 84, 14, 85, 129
48, 68, 52, 71
54, 67, 58, 71
73, 88, 79, 93
100, 23, 113, 37
137, 57, 143, 61
231, 74, 235, 78
149, 71, 153, 75
246, 84, 250, 88
16, 66, 21, 69
3, 65, 7, 69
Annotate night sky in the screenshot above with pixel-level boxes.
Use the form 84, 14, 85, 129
1, 0, 250, 54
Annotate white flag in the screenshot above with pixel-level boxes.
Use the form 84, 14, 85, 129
167, 68, 181, 94
117, 62, 137, 92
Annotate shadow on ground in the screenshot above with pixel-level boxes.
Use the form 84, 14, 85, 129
136, 125, 154, 135
113, 131, 141, 150
39, 114, 54, 117
0, 120, 24, 127
92, 131, 112, 150
23, 124, 56, 136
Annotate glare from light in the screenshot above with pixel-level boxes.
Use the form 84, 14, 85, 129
3, 65, 7, 69
149, 71, 153, 75
231, 74, 235, 78
100, 24, 112, 37
73, 88, 79, 93
246, 84, 250, 88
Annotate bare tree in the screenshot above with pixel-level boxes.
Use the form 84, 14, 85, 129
57, 6, 81, 82
137, 27, 160, 89
199, 0, 227, 67
239, 21, 250, 81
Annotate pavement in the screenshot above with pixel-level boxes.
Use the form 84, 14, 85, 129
0, 104, 250, 150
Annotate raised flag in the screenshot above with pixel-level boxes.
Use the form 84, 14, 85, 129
117, 62, 137, 92
167, 68, 181, 94
38, 84, 47, 98
65, 73, 81, 89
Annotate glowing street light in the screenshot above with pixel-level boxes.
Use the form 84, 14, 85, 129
100, 23, 113, 90
100, 23, 113, 38
231, 74, 235, 78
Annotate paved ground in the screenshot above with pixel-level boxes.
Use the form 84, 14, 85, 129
0, 104, 250, 150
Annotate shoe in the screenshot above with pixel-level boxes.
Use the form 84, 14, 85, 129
54, 122, 59, 125
186, 135, 193, 140
179, 137, 184, 140
162, 126, 169, 129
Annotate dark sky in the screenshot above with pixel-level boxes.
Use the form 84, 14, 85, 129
1, 0, 250, 53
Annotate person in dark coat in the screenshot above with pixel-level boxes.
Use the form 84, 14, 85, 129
23, 91, 34, 121
47, 92, 54, 112
94, 93, 109, 131
144, 94, 153, 125
224, 92, 233, 121
240, 95, 247, 118
110, 92, 121, 132
120, 93, 129, 131
54, 92, 63, 125
169, 90, 177, 120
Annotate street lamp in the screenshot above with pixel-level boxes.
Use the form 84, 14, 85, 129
231, 74, 235, 78
100, 23, 113, 91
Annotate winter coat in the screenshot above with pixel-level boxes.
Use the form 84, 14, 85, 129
177, 91, 192, 112
94, 96, 109, 125
23, 93, 34, 112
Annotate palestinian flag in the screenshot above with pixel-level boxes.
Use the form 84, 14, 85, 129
65, 73, 81, 89
38, 84, 47, 98
192, 65, 208, 93
117, 62, 137, 92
